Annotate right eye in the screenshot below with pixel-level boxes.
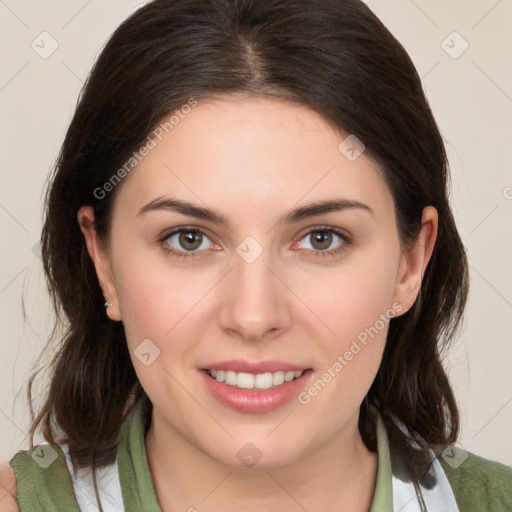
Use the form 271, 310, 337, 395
160, 227, 218, 259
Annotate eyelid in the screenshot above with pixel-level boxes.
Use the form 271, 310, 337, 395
159, 224, 217, 241
296, 224, 351, 241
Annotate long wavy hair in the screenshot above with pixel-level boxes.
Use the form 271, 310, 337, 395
25, 0, 468, 509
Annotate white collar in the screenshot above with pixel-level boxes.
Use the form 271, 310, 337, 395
378, 412, 461, 512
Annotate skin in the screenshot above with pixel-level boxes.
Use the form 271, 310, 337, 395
78, 96, 437, 512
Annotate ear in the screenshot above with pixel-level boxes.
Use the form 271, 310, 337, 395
392, 206, 438, 314
77, 206, 122, 321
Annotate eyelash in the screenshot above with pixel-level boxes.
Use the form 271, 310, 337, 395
158, 226, 352, 260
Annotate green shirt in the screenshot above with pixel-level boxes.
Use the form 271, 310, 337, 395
9, 403, 512, 511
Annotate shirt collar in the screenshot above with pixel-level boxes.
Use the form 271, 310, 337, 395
374, 408, 460, 512
370, 410, 394, 510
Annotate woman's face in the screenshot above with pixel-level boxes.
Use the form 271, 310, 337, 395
80, 96, 435, 468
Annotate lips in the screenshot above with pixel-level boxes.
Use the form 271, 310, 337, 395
199, 360, 313, 413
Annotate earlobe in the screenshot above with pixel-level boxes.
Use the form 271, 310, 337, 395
392, 206, 438, 314
77, 206, 122, 321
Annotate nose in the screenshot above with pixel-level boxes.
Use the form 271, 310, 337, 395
218, 243, 292, 343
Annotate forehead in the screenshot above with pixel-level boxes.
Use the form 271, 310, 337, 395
113, 96, 394, 223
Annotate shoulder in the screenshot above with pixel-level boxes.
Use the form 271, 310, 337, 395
5, 443, 81, 511
0, 461, 18, 512
440, 449, 512, 511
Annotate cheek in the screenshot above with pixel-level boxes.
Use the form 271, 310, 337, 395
114, 266, 168, 344
112, 235, 199, 333
112, 250, 204, 405
298, 240, 400, 348
293, 239, 399, 411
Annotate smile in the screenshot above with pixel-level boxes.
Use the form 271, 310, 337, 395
206, 369, 304, 390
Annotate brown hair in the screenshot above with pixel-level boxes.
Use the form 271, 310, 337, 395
26, 0, 468, 508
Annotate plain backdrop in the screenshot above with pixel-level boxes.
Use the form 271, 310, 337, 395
1, 0, 511, 468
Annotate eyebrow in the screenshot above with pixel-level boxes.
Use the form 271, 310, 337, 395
138, 196, 374, 227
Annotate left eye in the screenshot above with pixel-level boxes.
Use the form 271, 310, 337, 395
297, 228, 347, 252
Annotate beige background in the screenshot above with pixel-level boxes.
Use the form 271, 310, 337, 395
1, 0, 511, 468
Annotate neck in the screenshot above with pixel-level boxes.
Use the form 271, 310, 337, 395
144, 411, 378, 512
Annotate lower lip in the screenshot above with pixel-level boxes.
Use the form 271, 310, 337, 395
200, 369, 312, 413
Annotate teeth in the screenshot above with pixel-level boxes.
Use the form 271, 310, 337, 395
225, 371, 237, 386
255, 372, 273, 389
209, 369, 304, 389
237, 372, 254, 389
272, 371, 285, 386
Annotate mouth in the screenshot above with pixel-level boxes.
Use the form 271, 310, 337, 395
204, 368, 307, 390
199, 360, 314, 412
200, 365, 313, 413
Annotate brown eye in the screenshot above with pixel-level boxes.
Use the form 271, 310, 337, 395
309, 230, 334, 251
161, 228, 216, 258
296, 227, 351, 257
178, 230, 203, 251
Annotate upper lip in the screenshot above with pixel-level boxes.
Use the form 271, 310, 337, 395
201, 360, 311, 374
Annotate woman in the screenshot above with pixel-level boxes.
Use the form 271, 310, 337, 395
1, 0, 511, 510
